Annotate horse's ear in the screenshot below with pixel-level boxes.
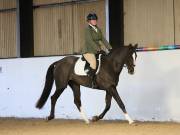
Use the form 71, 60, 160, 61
129, 43, 133, 47
134, 44, 138, 48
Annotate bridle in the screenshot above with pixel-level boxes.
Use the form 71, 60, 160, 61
124, 47, 137, 69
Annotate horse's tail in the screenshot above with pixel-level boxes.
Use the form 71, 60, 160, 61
36, 61, 57, 109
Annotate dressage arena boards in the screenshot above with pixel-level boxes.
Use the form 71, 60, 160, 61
0, 118, 180, 135
0, 50, 180, 134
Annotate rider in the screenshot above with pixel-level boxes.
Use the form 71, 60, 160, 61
82, 12, 112, 88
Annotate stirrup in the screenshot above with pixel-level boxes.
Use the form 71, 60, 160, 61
91, 80, 97, 88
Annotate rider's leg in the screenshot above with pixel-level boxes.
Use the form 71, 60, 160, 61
83, 53, 96, 69
83, 53, 97, 88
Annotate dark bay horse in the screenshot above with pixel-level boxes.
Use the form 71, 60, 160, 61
36, 44, 138, 124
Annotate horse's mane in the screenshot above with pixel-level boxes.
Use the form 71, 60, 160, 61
109, 44, 137, 57
108, 45, 129, 57
103, 45, 137, 64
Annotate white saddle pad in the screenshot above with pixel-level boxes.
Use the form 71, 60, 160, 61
74, 54, 102, 76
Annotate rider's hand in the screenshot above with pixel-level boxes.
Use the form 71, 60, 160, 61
104, 48, 111, 55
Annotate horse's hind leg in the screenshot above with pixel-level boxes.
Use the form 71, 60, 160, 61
92, 92, 112, 122
69, 81, 90, 124
47, 88, 65, 121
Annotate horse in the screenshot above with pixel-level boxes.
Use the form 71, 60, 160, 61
36, 44, 138, 124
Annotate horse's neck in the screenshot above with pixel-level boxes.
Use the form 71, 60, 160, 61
109, 47, 129, 73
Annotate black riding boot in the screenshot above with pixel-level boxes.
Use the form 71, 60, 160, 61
87, 68, 97, 88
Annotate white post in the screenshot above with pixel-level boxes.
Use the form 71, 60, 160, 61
105, 0, 110, 42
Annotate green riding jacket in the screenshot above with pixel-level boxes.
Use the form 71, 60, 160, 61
82, 25, 112, 54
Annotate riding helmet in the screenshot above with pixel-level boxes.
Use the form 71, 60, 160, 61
87, 13, 98, 21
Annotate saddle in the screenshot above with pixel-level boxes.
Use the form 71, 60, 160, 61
74, 54, 102, 76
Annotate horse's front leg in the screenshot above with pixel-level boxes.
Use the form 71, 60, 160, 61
92, 92, 112, 122
109, 86, 135, 124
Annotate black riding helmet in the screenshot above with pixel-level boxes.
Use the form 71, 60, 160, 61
87, 13, 98, 21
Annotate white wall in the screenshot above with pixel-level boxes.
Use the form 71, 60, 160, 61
0, 50, 180, 122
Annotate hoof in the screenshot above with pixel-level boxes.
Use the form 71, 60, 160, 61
129, 121, 137, 126
85, 120, 90, 124
91, 116, 99, 122
46, 116, 54, 121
